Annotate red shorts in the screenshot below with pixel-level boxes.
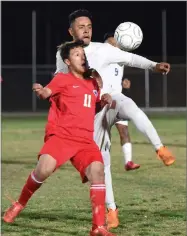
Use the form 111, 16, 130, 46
39, 135, 103, 183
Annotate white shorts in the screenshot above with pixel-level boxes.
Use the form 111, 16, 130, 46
115, 120, 128, 126
94, 101, 120, 151
94, 104, 109, 151
94, 93, 132, 151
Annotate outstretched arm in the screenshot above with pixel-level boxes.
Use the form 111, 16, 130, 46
33, 73, 65, 99
32, 83, 52, 100
104, 43, 170, 74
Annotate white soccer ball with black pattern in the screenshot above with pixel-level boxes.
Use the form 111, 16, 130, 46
114, 22, 143, 51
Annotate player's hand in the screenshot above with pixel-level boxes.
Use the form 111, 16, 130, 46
101, 94, 112, 106
154, 62, 170, 74
32, 83, 44, 96
122, 79, 131, 89
33, 83, 43, 91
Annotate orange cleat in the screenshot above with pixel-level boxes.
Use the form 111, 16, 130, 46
106, 208, 119, 230
156, 146, 175, 166
3, 201, 24, 223
125, 161, 140, 171
90, 226, 116, 236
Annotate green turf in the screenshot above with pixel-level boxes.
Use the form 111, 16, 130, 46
1, 116, 186, 236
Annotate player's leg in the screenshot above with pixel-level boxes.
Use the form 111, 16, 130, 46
86, 161, 116, 236
3, 136, 72, 223
71, 145, 116, 236
102, 148, 119, 230
94, 107, 119, 226
94, 105, 111, 151
3, 154, 56, 223
114, 93, 175, 166
115, 120, 140, 171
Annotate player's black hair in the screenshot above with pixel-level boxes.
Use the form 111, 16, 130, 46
103, 32, 114, 42
58, 40, 85, 62
57, 40, 97, 79
69, 9, 92, 26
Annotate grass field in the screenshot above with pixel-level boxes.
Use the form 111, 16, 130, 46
1, 115, 186, 236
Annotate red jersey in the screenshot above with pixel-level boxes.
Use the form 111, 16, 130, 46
45, 72, 100, 142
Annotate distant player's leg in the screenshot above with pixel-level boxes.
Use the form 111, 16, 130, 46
71, 144, 116, 236
115, 120, 140, 171
102, 148, 119, 230
3, 136, 73, 223
115, 94, 175, 166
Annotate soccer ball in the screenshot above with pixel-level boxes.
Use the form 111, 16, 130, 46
114, 22, 143, 51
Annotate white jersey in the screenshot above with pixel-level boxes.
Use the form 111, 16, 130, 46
55, 42, 157, 95
103, 62, 124, 95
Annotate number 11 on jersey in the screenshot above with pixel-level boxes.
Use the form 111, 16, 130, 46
84, 94, 91, 108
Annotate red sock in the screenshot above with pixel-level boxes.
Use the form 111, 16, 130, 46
90, 183, 106, 229
18, 171, 42, 206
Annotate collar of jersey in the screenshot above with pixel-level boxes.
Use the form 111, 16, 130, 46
69, 72, 96, 94
84, 42, 93, 54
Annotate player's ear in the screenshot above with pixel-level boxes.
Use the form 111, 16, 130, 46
64, 58, 70, 66
68, 27, 73, 37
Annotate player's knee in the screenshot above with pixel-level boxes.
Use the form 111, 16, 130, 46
35, 154, 56, 181
120, 97, 139, 117
126, 97, 138, 108
86, 161, 105, 183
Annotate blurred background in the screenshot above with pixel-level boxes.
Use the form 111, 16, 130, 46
1, 1, 186, 113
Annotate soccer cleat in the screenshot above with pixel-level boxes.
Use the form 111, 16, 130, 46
156, 146, 175, 166
90, 226, 116, 236
106, 208, 119, 230
125, 161, 140, 171
3, 201, 24, 223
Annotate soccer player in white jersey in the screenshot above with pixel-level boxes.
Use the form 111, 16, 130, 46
56, 9, 176, 230
103, 32, 140, 171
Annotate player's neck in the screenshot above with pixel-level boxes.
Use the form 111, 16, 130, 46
70, 71, 84, 80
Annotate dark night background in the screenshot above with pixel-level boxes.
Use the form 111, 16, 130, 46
2, 1, 186, 65
1, 1, 186, 111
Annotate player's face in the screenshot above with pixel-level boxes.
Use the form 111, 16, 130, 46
66, 47, 87, 74
69, 17, 92, 46
106, 37, 118, 47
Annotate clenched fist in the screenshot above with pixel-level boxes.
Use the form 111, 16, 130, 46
122, 79, 131, 89
154, 62, 170, 74
32, 83, 44, 97
100, 93, 112, 108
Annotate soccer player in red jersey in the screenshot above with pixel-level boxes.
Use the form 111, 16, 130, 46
3, 41, 116, 236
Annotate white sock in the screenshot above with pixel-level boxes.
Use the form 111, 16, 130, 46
105, 165, 116, 210
102, 150, 117, 211
122, 143, 132, 164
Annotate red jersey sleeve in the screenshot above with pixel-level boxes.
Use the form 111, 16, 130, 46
46, 73, 66, 96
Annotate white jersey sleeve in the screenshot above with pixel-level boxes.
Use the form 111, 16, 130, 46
103, 43, 157, 70
55, 50, 69, 74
